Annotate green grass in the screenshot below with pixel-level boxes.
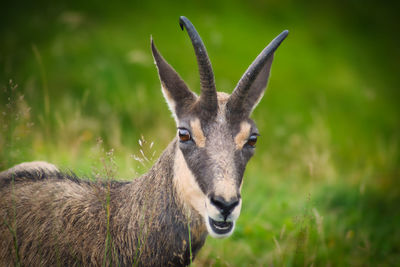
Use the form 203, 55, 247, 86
1, 0, 399, 266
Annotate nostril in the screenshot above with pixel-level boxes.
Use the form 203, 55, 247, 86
210, 196, 225, 210
210, 196, 240, 216
227, 200, 239, 212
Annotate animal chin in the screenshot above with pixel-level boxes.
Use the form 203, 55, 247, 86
207, 217, 235, 238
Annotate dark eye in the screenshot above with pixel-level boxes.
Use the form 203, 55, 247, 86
178, 128, 191, 142
246, 134, 258, 147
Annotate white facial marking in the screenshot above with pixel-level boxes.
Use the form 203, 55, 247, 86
190, 118, 206, 148
173, 142, 241, 238
205, 198, 242, 238
234, 121, 251, 149
173, 146, 208, 216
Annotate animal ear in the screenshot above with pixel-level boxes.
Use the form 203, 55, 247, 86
151, 38, 197, 120
227, 30, 288, 118
242, 54, 274, 114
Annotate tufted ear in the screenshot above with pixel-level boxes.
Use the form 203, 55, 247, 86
227, 30, 288, 119
151, 38, 197, 121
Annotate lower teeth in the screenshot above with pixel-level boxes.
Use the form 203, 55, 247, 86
212, 220, 231, 229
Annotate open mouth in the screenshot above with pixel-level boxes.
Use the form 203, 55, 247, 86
209, 217, 233, 235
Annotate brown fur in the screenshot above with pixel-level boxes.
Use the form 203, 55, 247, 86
0, 142, 206, 266
0, 17, 287, 266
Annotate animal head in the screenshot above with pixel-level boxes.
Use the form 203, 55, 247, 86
152, 16, 288, 238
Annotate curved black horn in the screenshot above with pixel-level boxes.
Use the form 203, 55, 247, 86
179, 16, 217, 114
228, 30, 289, 115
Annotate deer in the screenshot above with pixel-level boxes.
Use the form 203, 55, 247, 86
0, 16, 288, 266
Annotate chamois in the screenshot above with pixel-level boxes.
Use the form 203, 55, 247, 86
0, 16, 288, 266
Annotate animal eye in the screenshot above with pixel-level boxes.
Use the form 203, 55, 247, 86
246, 134, 258, 147
178, 128, 191, 142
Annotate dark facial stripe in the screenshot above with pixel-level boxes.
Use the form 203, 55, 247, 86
179, 144, 212, 195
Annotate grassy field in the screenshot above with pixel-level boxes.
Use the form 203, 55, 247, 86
1, 0, 399, 266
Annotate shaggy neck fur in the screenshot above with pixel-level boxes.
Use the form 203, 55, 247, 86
0, 140, 207, 266
110, 140, 207, 266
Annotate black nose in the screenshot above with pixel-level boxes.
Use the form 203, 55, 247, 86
210, 195, 240, 219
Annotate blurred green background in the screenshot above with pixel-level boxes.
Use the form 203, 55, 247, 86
1, 0, 399, 266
